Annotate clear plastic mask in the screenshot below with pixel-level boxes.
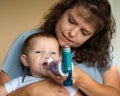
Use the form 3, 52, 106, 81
39, 50, 59, 76
39, 50, 59, 62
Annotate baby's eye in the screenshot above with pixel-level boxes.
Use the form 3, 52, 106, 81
36, 51, 42, 53
36, 51, 44, 56
50, 52, 56, 55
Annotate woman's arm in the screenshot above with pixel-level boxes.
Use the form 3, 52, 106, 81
73, 65, 120, 96
0, 71, 11, 96
7, 78, 69, 96
0, 70, 11, 85
0, 85, 8, 96
0, 71, 69, 96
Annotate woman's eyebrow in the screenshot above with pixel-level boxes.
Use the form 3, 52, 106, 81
69, 13, 94, 34
68, 13, 77, 25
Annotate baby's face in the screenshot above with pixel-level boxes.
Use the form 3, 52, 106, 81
26, 36, 60, 77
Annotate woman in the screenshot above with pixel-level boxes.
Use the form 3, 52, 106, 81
0, 0, 120, 96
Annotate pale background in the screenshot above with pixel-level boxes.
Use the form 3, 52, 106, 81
0, 0, 120, 73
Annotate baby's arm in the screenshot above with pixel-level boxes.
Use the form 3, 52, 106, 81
0, 86, 8, 96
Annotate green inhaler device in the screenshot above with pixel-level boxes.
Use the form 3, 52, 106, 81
62, 44, 73, 86
47, 44, 73, 86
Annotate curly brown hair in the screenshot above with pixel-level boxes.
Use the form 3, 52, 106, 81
40, 0, 115, 69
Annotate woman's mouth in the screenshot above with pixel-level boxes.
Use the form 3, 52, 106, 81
62, 33, 73, 45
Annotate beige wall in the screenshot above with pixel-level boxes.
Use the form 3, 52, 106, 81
0, 0, 120, 72
109, 0, 120, 73
0, 0, 58, 67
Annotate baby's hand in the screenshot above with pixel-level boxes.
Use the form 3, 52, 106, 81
47, 70, 67, 84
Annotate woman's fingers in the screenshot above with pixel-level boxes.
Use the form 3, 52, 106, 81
47, 70, 67, 84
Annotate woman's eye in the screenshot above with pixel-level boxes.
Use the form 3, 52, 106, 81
81, 30, 89, 36
68, 18, 75, 24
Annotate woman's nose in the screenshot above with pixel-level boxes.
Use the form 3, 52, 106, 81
69, 27, 79, 38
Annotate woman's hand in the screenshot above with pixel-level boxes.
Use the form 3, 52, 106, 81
8, 78, 69, 96
71, 66, 120, 96
47, 66, 84, 86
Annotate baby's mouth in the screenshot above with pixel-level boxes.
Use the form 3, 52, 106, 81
42, 62, 48, 69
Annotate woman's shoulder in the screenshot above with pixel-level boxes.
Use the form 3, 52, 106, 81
1, 29, 41, 79
11, 28, 41, 46
18, 29, 41, 39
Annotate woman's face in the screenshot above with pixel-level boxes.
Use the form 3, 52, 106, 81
55, 6, 97, 47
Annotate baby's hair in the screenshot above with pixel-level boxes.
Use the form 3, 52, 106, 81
22, 31, 57, 55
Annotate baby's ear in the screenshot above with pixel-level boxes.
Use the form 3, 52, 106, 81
21, 54, 29, 67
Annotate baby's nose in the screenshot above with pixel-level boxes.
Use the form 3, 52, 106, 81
44, 54, 50, 60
